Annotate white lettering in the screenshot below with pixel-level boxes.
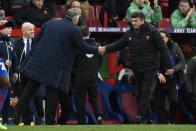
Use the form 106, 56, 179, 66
174, 29, 185, 33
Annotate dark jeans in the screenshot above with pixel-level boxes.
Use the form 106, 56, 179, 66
134, 71, 156, 121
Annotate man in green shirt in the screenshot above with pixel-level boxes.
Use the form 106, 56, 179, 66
125, 0, 162, 24
171, 0, 196, 28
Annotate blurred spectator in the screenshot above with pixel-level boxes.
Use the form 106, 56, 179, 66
125, 0, 162, 24
1, 0, 31, 15
44, 0, 56, 17
99, 0, 129, 27
170, 0, 196, 28
185, 56, 196, 115
67, 0, 89, 16
0, 9, 5, 20
14, 0, 51, 27
67, 0, 86, 26
169, 0, 179, 15
0, 9, 7, 26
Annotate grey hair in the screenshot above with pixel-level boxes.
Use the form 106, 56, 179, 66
64, 8, 81, 21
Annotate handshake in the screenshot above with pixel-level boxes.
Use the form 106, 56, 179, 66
98, 46, 106, 55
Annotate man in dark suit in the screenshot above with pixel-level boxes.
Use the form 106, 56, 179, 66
14, 22, 44, 125
16, 8, 103, 125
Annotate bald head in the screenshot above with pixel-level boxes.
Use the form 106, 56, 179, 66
22, 22, 35, 39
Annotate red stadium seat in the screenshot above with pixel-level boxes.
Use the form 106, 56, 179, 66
87, 5, 96, 26
95, 5, 102, 19
117, 20, 127, 28
160, 0, 169, 18
94, 5, 108, 27
158, 18, 171, 28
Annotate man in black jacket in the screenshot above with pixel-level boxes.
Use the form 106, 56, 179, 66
71, 25, 103, 124
99, 12, 173, 123
154, 30, 185, 124
16, 8, 103, 125
14, 0, 50, 27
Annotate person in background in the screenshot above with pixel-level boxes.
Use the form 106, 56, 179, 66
154, 30, 185, 124
14, 0, 51, 27
0, 20, 18, 126
44, 0, 56, 17
170, 0, 196, 28
185, 56, 196, 116
125, 0, 162, 24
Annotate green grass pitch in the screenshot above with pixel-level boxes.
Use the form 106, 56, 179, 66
6, 125, 196, 131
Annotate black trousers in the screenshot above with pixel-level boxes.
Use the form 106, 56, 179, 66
71, 83, 101, 124
17, 79, 72, 125
134, 71, 156, 121
45, 87, 72, 125
154, 76, 178, 124
16, 79, 44, 124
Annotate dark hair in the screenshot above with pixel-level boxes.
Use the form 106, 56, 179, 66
160, 29, 171, 38
179, 0, 191, 5
160, 29, 175, 43
80, 25, 89, 37
131, 12, 145, 20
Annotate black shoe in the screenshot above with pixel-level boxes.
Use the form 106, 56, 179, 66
135, 115, 142, 124
12, 113, 20, 125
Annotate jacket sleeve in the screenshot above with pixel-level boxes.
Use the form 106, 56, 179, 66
152, 29, 172, 69
186, 58, 196, 93
72, 28, 98, 54
105, 31, 129, 52
173, 43, 185, 72
170, 11, 189, 28
189, 12, 196, 28
151, 6, 162, 23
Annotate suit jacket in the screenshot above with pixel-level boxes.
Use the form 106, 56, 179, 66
14, 38, 36, 68
13, 38, 37, 96
21, 18, 98, 93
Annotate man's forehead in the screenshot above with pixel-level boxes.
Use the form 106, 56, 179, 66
131, 18, 142, 21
